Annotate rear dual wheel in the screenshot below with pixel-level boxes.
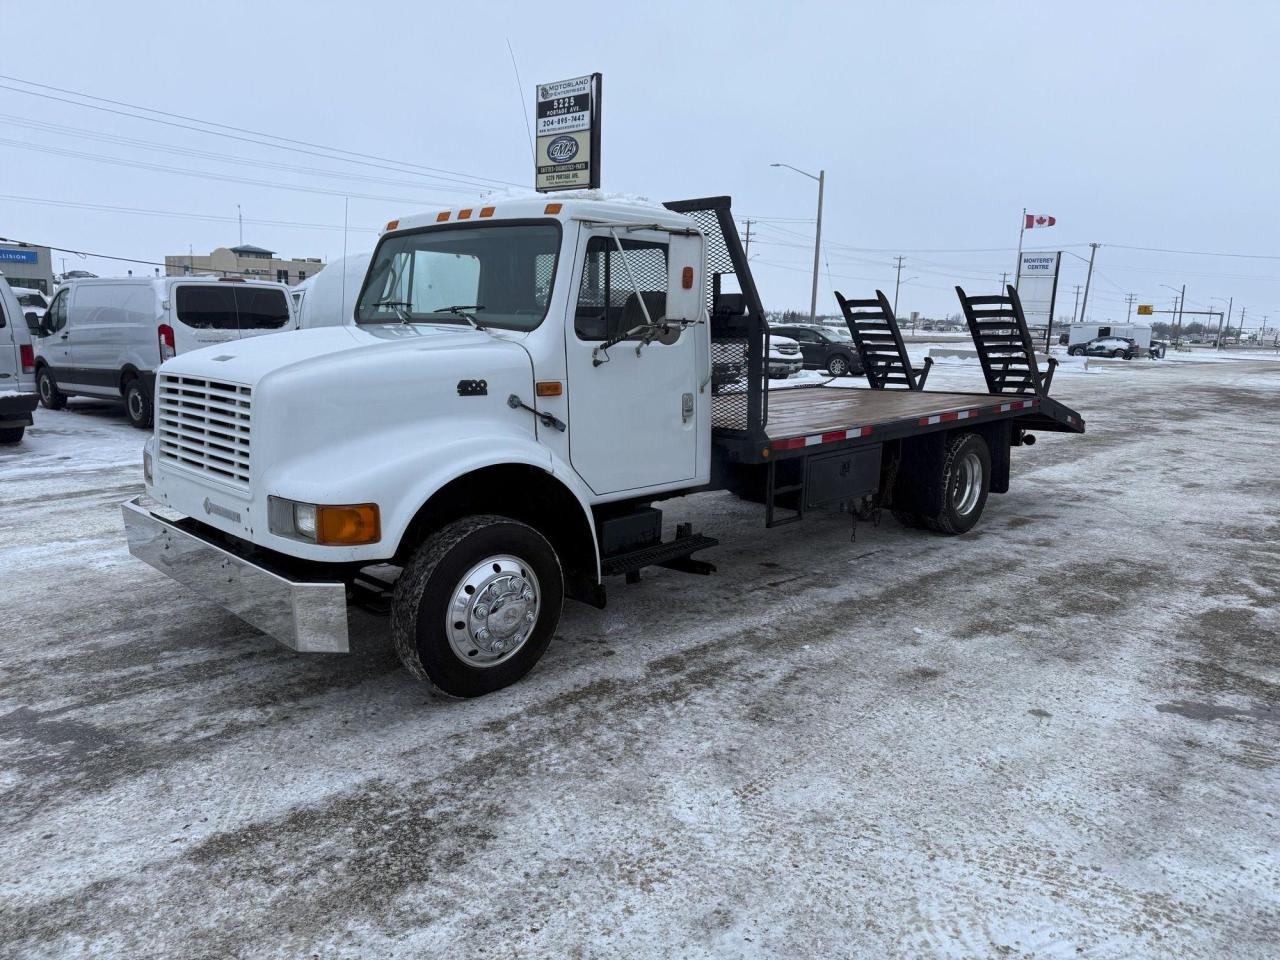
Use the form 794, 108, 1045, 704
894, 432, 991, 535
392, 515, 563, 698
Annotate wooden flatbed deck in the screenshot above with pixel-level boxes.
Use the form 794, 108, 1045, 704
712, 384, 1082, 462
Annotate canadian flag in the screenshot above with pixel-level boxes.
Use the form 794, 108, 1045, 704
1025, 213, 1057, 229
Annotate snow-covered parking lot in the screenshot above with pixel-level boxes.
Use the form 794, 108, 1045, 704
2, 358, 1277, 958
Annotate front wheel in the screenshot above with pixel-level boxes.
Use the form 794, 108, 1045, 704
37, 368, 66, 410
392, 515, 563, 697
827, 354, 850, 377
124, 378, 153, 429
1069, 347, 1084, 357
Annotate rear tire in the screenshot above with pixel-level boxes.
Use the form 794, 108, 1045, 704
0, 425, 24, 444
37, 368, 65, 410
124, 378, 153, 429
392, 515, 563, 698
1111, 349, 1125, 359
921, 433, 991, 535
1069, 346, 1084, 357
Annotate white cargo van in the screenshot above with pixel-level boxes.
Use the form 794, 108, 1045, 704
293, 253, 371, 328
0, 277, 39, 443
34, 277, 296, 428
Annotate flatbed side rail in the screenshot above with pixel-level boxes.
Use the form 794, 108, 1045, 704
664, 196, 769, 442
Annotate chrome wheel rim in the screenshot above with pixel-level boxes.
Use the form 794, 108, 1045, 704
445, 555, 541, 668
953, 452, 983, 516
127, 389, 144, 421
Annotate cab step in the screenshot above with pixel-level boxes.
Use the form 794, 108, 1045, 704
601, 529, 719, 579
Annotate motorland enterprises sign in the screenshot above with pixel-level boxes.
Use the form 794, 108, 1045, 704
535, 73, 601, 192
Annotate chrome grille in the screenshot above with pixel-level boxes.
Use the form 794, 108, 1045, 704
156, 375, 252, 487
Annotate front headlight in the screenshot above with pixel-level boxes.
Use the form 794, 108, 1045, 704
268, 496, 380, 545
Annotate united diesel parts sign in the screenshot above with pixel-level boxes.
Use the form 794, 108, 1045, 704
535, 73, 601, 192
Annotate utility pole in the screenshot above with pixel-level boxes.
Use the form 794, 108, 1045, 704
1175, 284, 1185, 341
1216, 296, 1232, 349
810, 171, 824, 324
1000, 272, 1009, 292
1071, 284, 1082, 324
1125, 293, 1136, 322
1237, 305, 1246, 343
893, 255, 905, 315
743, 219, 753, 258
237, 204, 244, 245
1078, 243, 1099, 326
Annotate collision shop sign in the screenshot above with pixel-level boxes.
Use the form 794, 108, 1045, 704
0, 249, 38, 264
535, 73, 601, 192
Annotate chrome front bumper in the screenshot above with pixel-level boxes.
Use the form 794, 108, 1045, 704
121, 496, 349, 653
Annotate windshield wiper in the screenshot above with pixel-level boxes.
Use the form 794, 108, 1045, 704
430, 304, 487, 330
373, 298, 414, 323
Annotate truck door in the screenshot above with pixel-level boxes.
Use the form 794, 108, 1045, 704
565, 228, 701, 495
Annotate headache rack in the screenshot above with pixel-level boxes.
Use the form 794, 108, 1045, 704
663, 196, 771, 445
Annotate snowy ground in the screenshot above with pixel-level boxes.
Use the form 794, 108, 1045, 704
1, 357, 1277, 959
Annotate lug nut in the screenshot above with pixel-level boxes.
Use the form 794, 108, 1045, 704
477, 628, 490, 642
474, 604, 489, 619
521, 587, 534, 601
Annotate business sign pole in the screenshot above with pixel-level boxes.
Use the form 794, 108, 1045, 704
535, 73, 602, 192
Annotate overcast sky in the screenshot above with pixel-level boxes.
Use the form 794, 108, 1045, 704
3, 0, 1278, 329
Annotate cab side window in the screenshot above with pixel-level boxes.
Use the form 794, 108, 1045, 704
575, 237, 667, 341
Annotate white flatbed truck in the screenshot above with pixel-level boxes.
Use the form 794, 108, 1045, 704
123, 195, 1084, 696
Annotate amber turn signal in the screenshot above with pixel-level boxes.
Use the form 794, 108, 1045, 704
535, 381, 563, 398
316, 504, 381, 545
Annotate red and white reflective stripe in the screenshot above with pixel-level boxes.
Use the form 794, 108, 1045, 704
772, 425, 871, 451
918, 408, 979, 427
997, 398, 1038, 413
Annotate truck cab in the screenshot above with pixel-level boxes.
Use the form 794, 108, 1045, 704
127, 196, 715, 696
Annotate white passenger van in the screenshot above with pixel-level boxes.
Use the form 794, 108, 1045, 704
34, 277, 296, 428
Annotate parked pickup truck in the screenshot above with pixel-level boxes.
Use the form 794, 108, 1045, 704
123, 195, 1084, 697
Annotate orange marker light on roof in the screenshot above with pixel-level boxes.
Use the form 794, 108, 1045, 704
458, 208, 473, 220
544, 203, 562, 214
385, 219, 399, 231
436, 211, 450, 222
479, 206, 495, 218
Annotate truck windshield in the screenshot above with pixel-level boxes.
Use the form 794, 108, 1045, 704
355, 221, 561, 331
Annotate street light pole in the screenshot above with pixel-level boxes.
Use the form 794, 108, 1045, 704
771, 163, 825, 324
893, 255, 905, 315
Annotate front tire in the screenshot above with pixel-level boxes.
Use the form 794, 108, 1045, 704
37, 368, 66, 410
827, 354, 850, 377
392, 515, 563, 697
124, 378, 153, 429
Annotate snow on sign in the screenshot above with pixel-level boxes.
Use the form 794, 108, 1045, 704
535, 73, 601, 192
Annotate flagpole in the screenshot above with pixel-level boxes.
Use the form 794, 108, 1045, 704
1014, 207, 1026, 292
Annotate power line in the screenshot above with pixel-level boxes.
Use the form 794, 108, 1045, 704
0, 113, 487, 195
0, 75, 523, 190
0, 234, 260, 278
0, 194, 380, 233
0, 137, 454, 206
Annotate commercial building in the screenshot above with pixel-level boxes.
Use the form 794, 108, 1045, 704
0, 242, 55, 293
164, 245, 323, 286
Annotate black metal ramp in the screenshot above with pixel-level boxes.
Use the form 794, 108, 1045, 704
955, 284, 1084, 434
834, 289, 933, 390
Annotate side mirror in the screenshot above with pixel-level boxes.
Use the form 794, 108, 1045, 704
24, 311, 39, 333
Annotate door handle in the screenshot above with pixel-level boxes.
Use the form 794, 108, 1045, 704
682, 392, 695, 423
